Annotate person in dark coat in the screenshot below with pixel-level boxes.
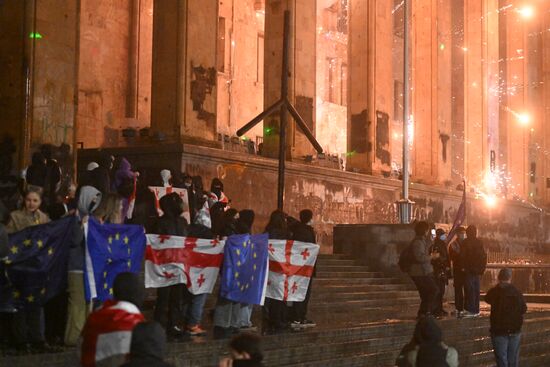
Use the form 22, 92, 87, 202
289, 209, 317, 328
448, 226, 466, 317
485, 268, 527, 367
395, 316, 458, 367
219, 208, 239, 238
120, 322, 174, 367
461, 225, 487, 317
154, 193, 188, 338
219, 333, 265, 367
263, 210, 290, 334
25, 152, 47, 189
430, 229, 451, 316
91, 154, 114, 195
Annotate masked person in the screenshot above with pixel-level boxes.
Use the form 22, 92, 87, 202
448, 227, 467, 317
430, 229, 451, 317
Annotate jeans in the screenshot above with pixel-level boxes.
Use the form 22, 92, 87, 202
290, 277, 312, 322
492, 333, 521, 367
453, 270, 466, 312
185, 293, 208, 326
214, 298, 250, 329
465, 273, 481, 314
411, 275, 439, 316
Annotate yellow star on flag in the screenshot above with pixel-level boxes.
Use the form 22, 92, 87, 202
103, 271, 107, 278
251, 275, 254, 281
40, 288, 46, 295
253, 264, 257, 271
23, 239, 32, 247
26, 295, 34, 303
48, 248, 54, 256
240, 285, 245, 291
253, 252, 257, 259
237, 261, 241, 267
108, 236, 113, 244
4, 259, 11, 265
243, 241, 247, 248
235, 272, 239, 279
37, 240, 44, 249
245, 283, 249, 289
107, 258, 112, 264
109, 288, 113, 295
10, 246, 18, 254
127, 260, 132, 268
104, 283, 108, 290
236, 249, 240, 256
13, 291, 20, 299
115, 233, 120, 241
251, 243, 254, 249
237, 281, 241, 287
123, 236, 129, 245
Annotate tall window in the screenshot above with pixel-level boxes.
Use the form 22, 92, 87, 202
217, 17, 226, 72
256, 33, 264, 84
326, 58, 337, 103
341, 63, 348, 106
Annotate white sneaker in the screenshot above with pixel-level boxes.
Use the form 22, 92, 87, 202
461, 311, 478, 318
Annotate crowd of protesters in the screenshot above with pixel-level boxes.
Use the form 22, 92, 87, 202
0, 145, 530, 367
0, 149, 314, 366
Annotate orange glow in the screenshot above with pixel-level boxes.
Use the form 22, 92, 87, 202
518, 5, 535, 19
517, 113, 530, 125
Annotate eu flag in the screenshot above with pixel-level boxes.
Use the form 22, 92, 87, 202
220, 233, 269, 305
84, 217, 146, 302
0, 216, 78, 311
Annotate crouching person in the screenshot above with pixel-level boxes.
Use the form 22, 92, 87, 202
80, 273, 145, 367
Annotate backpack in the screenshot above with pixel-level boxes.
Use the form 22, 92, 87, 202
398, 241, 415, 273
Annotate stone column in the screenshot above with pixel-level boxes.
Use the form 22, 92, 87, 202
542, 3, 550, 203
151, 0, 218, 144
410, 0, 439, 184
346, 0, 393, 175
263, 0, 317, 159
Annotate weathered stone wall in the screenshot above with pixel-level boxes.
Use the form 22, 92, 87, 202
78, 0, 152, 148
79, 145, 549, 255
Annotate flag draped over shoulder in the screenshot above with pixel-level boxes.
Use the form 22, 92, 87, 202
144, 234, 224, 294
84, 218, 146, 302
0, 216, 77, 311
266, 240, 319, 302
446, 181, 467, 246
220, 234, 269, 305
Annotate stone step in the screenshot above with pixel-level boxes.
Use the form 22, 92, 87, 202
316, 265, 372, 272
313, 277, 404, 286
315, 271, 386, 279
312, 283, 415, 292
315, 259, 357, 267
309, 297, 420, 310
311, 290, 420, 301
317, 254, 353, 260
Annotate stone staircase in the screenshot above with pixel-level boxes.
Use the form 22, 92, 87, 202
3, 253, 550, 367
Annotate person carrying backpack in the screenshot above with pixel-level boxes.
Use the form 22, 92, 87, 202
461, 225, 487, 318
402, 221, 440, 318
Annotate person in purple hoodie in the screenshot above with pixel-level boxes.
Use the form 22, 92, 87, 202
112, 158, 139, 220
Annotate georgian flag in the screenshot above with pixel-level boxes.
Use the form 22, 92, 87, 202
144, 234, 224, 294
266, 240, 320, 302
80, 300, 144, 367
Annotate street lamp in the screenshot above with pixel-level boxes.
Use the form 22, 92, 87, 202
517, 5, 535, 19
396, 0, 414, 224
517, 113, 530, 125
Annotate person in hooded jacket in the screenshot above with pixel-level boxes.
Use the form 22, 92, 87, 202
159, 169, 172, 188
461, 225, 487, 317
263, 210, 291, 334
91, 154, 114, 195
25, 152, 48, 190
120, 321, 174, 367
154, 193, 188, 338
288, 209, 317, 329
208, 178, 229, 209
64, 186, 102, 346
219, 208, 239, 238
395, 315, 458, 367
485, 268, 527, 367
213, 210, 256, 339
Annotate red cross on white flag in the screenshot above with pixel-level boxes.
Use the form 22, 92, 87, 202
266, 239, 319, 302
144, 234, 224, 295
148, 186, 191, 224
